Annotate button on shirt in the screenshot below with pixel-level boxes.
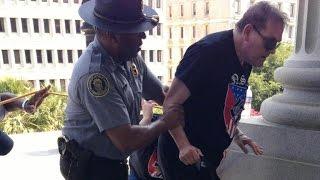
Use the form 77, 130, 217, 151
63, 37, 163, 160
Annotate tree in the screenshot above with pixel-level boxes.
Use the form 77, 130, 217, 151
0, 78, 67, 134
249, 43, 293, 111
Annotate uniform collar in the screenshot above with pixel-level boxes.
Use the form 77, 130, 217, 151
93, 36, 117, 72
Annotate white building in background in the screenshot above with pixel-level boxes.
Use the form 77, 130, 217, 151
140, 0, 169, 84
0, 0, 85, 91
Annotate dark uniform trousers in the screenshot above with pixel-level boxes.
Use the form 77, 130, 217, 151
58, 137, 128, 180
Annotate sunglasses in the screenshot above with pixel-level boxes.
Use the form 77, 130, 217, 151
252, 25, 281, 51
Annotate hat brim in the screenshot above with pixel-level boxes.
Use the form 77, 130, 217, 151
79, 1, 158, 33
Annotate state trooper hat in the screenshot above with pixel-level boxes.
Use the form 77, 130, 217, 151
79, 0, 159, 33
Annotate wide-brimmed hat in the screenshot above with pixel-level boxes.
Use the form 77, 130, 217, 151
79, 0, 159, 33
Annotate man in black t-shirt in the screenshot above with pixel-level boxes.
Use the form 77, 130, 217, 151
158, 2, 287, 180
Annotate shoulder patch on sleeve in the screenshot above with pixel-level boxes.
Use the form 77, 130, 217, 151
87, 73, 110, 97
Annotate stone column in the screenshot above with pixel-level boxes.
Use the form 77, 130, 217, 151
260, 0, 320, 130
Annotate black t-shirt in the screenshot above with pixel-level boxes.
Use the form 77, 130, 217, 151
174, 29, 252, 165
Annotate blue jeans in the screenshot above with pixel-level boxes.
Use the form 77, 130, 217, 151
0, 130, 13, 155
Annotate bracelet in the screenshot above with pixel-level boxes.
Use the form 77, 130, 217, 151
21, 99, 29, 111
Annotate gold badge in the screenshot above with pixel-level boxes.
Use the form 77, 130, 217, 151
131, 63, 139, 77
87, 73, 110, 97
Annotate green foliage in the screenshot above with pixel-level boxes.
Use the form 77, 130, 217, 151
249, 43, 293, 111
0, 78, 67, 134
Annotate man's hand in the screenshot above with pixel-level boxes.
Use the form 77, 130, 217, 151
139, 100, 154, 125
179, 144, 203, 165
24, 86, 51, 113
234, 134, 263, 155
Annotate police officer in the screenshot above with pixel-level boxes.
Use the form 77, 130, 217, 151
59, 0, 182, 180
0, 87, 50, 155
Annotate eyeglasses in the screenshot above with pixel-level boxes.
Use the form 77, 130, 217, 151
252, 25, 281, 51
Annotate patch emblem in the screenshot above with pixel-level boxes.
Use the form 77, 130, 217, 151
87, 73, 110, 97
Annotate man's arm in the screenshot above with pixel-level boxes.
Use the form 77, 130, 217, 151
106, 104, 183, 154
163, 78, 203, 165
233, 127, 263, 155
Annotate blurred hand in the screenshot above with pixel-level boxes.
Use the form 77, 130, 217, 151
141, 100, 154, 123
24, 86, 51, 113
234, 134, 263, 155
179, 144, 203, 165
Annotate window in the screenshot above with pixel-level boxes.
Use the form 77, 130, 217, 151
33, 19, 39, 33
169, 68, 172, 79
290, 3, 295, 17
169, 27, 172, 39
148, 0, 152, 8
169, 6, 172, 18
54, 19, 61, 33
60, 79, 66, 91
149, 50, 154, 62
75, 20, 81, 34
2, 50, 9, 64
65, 20, 71, 33
250, 0, 255, 6
74, 0, 79, 3
180, 5, 183, 17
53, 0, 58, 2
192, 26, 196, 38
14, 50, 21, 64
63, 0, 68, 3
67, 50, 73, 63
288, 26, 293, 38
49, 79, 55, 85
149, 28, 153, 35
25, 50, 31, 64
180, 48, 184, 59
169, 48, 172, 59
156, 0, 160, 8
36, 50, 42, 63
235, 0, 241, 14
141, 50, 145, 61
21, 18, 28, 33
42, 0, 47, 2
157, 76, 163, 82
277, 2, 282, 10
47, 50, 52, 63
157, 50, 162, 62
77, 50, 82, 58
193, 3, 196, 16
10, 18, 17, 33
57, 50, 63, 63
157, 23, 161, 36
44, 19, 50, 33
180, 27, 183, 39
0, 18, 5, 32
205, 2, 209, 15
40, 80, 45, 87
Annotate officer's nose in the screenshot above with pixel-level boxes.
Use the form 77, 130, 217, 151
139, 32, 146, 39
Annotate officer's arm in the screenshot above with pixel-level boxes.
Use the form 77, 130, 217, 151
105, 104, 182, 154
0, 93, 25, 112
163, 78, 192, 151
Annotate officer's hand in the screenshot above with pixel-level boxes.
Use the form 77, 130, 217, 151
162, 104, 184, 130
179, 144, 203, 165
234, 134, 263, 155
141, 100, 154, 123
24, 86, 51, 113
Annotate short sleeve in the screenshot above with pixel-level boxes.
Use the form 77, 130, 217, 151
175, 44, 214, 95
78, 72, 130, 132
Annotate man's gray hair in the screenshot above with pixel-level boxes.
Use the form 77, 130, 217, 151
236, 1, 288, 31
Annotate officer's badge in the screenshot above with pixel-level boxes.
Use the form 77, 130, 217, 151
87, 73, 110, 97
131, 63, 139, 77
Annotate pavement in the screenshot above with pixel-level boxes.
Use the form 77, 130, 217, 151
0, 131, 64, 180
